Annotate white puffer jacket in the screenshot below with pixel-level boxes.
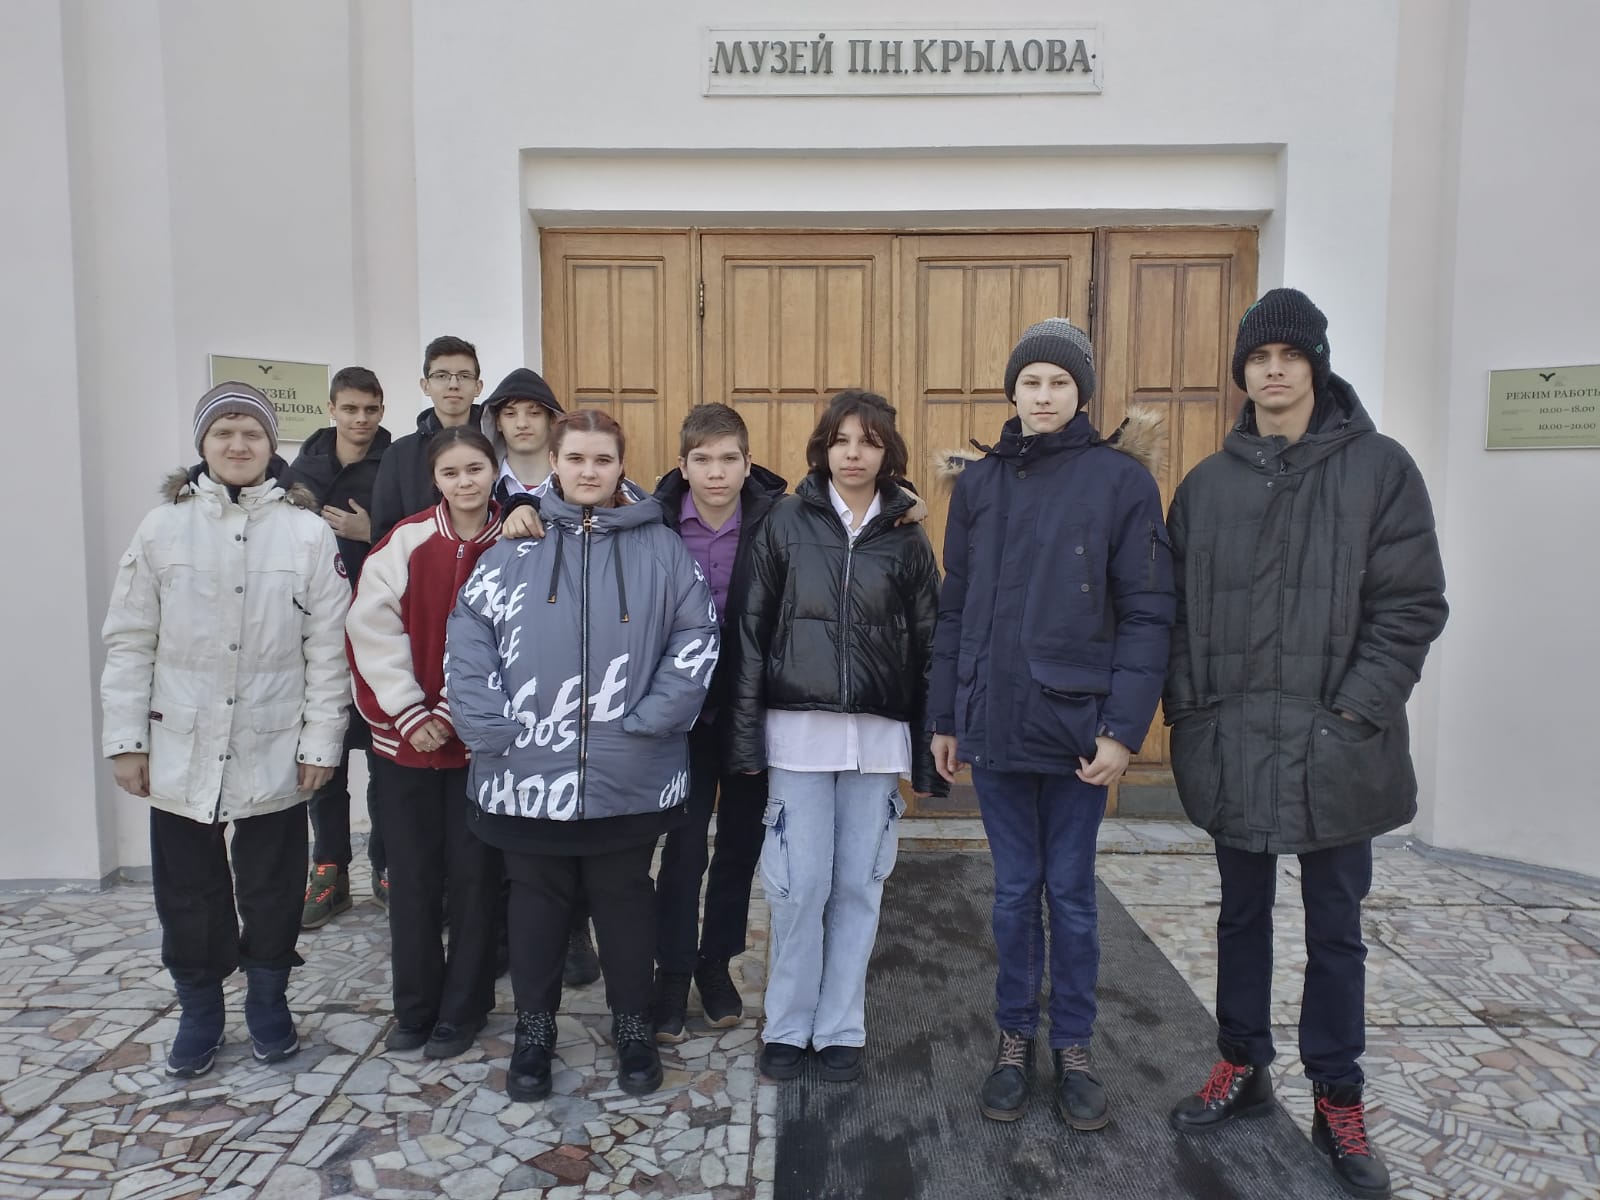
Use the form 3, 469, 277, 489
101, 469, 351, 823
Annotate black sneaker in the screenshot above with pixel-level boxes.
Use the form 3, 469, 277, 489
385, 1021, 432, 1052
1053, 1045, 1109, 1130
694, 958, 744, 1029
1312, 1083, 1393, 1199
1170, 1059, 1275, 1133
612, 1012, 663, 1095
979, 1030, 1034, 1121
759, 1041, 807, 1081
424, 1016, 487, 1059
651, 969, 693, 1044
816, 1044, 862, 1083
507, 1010, 557, 1102
564, 922, 601, 988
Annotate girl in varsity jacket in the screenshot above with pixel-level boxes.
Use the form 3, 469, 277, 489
346, 426, 504, 1061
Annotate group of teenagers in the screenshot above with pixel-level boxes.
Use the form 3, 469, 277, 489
101, 288, 1446, 1200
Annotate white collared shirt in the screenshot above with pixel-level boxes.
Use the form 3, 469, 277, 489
764, 480, 912, 778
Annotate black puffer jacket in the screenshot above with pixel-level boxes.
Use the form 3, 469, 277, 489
279, 425, 391, 587
1165, 375, 1448, 853
730, 473, 946, 796
370, 405, 485, 545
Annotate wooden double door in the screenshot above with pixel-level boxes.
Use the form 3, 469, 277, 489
540, 227, 1257, 812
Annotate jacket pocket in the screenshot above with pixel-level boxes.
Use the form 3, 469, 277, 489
870, 786, 907, 882
1330, 546, 1354, 637
251, 700, 304, 800
759, 798, 790, 900
1017, 661, 1106, 761
147, 700, 198, 803
1169, 709, 1223, 833
1191, 551, 1213, 637
1306, 707, 1414, 843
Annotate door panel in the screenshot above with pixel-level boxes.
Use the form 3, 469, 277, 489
539, 231, 694, 489
701, 234, 894, 490
1097, 228, 1258, 787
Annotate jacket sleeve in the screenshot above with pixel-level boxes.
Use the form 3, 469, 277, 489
621, 540, 721, 736
1162, 482, 1198, 718
345, 530, 433, 741
1100, 468, 1177, 750
444, 554, 525, 758
296, 521, 351, 766
369, 452, 404, 547
927, 474, 971, 736
1330, 449, 1448, 726
100, 522, 160, 757
729, 515, 785, 772
904, 531, 949, 797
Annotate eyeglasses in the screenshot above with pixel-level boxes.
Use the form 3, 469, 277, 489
427, 370, 479, 385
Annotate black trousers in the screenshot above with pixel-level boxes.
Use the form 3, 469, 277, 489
150, 803, 306, 987
504, 840, 657, 1016
308, 708, 385, 872
370, 759, 502, 1029
1215, 838, 1373, 1088
655, 722, 767, 971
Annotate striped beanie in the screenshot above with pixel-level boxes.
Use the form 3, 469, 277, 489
1004, 318, 1096, 404
194, 382, 279, 453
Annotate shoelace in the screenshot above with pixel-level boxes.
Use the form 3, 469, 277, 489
1058, 1045, 1092, 1073
515, 1011, 557, 1048
1316, 1097, 1373, 1156
995, 1032, 1029, 1070
1198, 1060, 1250, 1105
614, 1012, 651, 1047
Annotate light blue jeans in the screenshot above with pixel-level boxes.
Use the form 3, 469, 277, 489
759, 768, 904, 1049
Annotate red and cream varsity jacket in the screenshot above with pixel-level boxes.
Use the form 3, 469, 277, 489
346, 499, 502, 767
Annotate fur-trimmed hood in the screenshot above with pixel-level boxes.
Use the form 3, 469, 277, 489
935, 406, 1164, 487
162, 459, 317, 510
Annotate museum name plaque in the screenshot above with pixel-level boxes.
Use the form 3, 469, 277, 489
208, 355, 330, 444
1485, 364, 1600, 450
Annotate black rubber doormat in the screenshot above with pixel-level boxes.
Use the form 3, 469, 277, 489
774, 851, 1351, 1200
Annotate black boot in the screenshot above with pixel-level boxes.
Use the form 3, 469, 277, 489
651, 969, 693, 1044
564, 920, 601, 988
168, 979, 226, 1078
1312, 1083, 1392, 1199
242, 967, 299, 1064
1052, 1045, 1109, 1131
612, 1012, 663, 1095
1170, 1057, 1275, 1132
693, 957, 744, 1028
978, 1030, 1034, 1121
507, 1011, 557, 1102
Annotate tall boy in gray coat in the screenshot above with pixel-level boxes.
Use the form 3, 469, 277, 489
1164, 288, 1447, 1200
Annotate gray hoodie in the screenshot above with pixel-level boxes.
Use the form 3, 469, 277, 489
446, 492, 718, 822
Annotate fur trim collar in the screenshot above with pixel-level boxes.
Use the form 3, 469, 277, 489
161, 465, 317, 510
935, 406, 1164, 486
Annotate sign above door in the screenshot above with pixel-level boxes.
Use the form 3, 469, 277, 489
703, 26, 1102, 96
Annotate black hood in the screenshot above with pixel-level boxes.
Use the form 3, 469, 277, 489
653, 462, 788, 513
297, 423, 392, 462
1227, 373, 1375, 471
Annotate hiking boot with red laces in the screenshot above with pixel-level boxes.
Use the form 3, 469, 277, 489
1170, 1057, 1275, 1132
979, 1029, 1034, 1121
301, 863, 351, 930
1312, 1082, 1392, 1199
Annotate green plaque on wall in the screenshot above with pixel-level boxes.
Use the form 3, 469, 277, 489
208, 355, 330, 444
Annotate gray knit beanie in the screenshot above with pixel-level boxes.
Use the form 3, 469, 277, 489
1004, 318, 1096, 404
1231, 288, 1331, 392
193, 382, 279, 453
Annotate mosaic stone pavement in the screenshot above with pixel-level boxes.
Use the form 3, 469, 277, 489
2, 823, 1598, 1199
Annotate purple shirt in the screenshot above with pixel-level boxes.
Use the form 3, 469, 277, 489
678, 490, 741, 622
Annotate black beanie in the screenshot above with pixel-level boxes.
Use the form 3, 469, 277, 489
1231, 288, 1331, 392
1003, 318, 1096, 404
484, 367, 563, 417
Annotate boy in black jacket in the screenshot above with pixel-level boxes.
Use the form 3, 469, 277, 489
281, 366, 391, 924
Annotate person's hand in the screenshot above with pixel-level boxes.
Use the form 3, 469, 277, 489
299, 763, 335, 792
895, 487, 929, 527
502, 506, 545, 539
407, 718, 453, 754
111, 752, 150, 797
931, 733, 967, 784
1076, 736, 1131, 786
323, 500, 372, 543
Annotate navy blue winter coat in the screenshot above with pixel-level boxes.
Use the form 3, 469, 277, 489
928, 410, 1176, 773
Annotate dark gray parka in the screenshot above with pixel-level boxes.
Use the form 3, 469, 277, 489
1164, 376, 1448, 853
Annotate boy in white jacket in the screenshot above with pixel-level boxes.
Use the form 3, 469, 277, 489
101, 383, 350, 1077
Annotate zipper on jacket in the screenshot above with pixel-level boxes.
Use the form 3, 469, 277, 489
838, 534, 855, 707
577, 510, 593, 814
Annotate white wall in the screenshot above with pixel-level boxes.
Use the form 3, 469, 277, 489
1424, 0, 1600, 876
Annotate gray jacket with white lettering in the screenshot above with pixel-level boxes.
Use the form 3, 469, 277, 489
445, 492, 719, 824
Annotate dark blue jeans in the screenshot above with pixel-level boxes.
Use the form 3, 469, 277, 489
1214, 839, 1373, 1088
973, 767, 1106, 1048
